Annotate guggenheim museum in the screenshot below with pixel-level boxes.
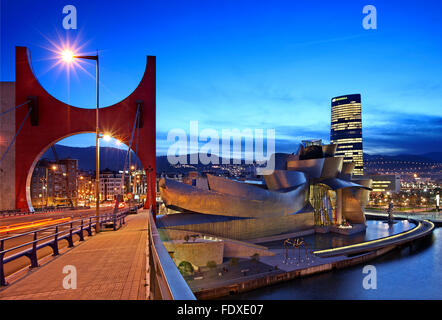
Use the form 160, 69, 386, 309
157, 140, 372, 241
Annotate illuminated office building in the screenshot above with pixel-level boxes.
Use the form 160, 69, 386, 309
368, 174, 401, 193
330, 94, 364, 175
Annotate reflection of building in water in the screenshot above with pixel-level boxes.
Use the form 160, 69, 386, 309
158, 139, 373, 240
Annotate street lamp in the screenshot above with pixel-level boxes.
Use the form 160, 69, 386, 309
62, 49, 101, 232
146, 165, 153, 210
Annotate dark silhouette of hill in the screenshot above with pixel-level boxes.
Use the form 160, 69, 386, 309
364, 152, 442, 163
42, 145, 141, 172
40, 145, 441, 172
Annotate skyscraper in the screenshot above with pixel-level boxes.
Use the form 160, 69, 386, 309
330, 94, 364, 175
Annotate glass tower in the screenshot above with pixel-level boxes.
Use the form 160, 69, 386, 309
330, 94, 363, 175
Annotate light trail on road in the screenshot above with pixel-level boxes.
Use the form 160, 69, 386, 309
0, 217, 72, 234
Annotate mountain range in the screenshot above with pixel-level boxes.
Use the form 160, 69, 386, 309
364, 152, 442, 163
43, 144, 442, 172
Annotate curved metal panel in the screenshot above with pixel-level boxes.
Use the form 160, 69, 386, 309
342, 162, 356, 175
342, 188, 366, 224
320, 157, 343, 178
319, 178, 371, 191
287, 158, 324, 178
322, 144, 337, 157
207, 174, 271, 198
352, 178, 373, 207
160, 177, 307, 218
263, 170, 307, 191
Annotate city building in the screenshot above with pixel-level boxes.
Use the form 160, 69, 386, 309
127, 168, 148, 200
77, 171, 95, 205
368, 174, 401, 193
330, 94, 364, 176
99, 170, 123, 201
30, 158, 78, 208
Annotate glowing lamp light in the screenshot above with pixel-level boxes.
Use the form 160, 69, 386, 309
61, 50, 74, 63
115, 139, 122, 146
102, 134, 111, 141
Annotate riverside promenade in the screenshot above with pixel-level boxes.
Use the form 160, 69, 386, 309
191, 217, 435, 299
365, 209, 442, 226
0, 210, 149, 300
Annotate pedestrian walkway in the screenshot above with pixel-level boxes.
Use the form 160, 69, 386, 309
0, 210, 149, 300
366, 210, 442, 225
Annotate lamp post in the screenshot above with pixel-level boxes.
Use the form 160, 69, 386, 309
51, 164, 57, 207
62, 50, 100, 232
146, 165, 153, 210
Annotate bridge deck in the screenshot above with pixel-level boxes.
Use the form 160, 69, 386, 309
0, 210, 148, 300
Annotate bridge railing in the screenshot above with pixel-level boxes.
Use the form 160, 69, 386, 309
147, 208, 196, 300
0, 203, 145, 218
0, 209, 129, 286
0, 206, 91, 218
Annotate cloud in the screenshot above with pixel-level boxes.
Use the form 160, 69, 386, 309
364, 113, 442, 155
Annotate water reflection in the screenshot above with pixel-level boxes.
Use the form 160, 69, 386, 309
230, 225, 442, 300
261, 220, 416, 250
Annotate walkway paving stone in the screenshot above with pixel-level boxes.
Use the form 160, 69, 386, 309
0, 210, 149, 300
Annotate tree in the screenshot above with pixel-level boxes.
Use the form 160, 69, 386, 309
178, 261, 194, 276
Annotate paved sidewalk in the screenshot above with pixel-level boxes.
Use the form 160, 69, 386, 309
0, 210, 149, 300
366, 210, 442, 224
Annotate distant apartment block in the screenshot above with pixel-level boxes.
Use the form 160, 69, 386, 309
368, 174, 401, 193
30, 158, 78, 207
100, 170, 123, 200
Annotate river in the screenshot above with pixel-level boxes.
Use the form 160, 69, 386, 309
229, 221, 441, 300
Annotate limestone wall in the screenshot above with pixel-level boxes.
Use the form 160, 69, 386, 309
163, 240, 224, 269
164, 212, 315, 240
159, 228, 275, 258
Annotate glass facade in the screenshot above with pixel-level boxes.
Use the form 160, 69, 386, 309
309, 184, 336, 226
330, 94, 364, 175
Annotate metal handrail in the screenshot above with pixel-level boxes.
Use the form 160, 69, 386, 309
1, 211, 128, 254
0, 206, 92, 218
1, 218, 85, 242
0, 208, 132, 286
147, 208, 196, 300
0, 209, 123, 241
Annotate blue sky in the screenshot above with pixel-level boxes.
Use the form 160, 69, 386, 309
1, 0, 441, 156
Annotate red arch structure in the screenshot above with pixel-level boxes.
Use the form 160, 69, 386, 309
14, 46, 156, 214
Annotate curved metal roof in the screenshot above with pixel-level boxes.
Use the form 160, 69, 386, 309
318, 178, 372, 191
